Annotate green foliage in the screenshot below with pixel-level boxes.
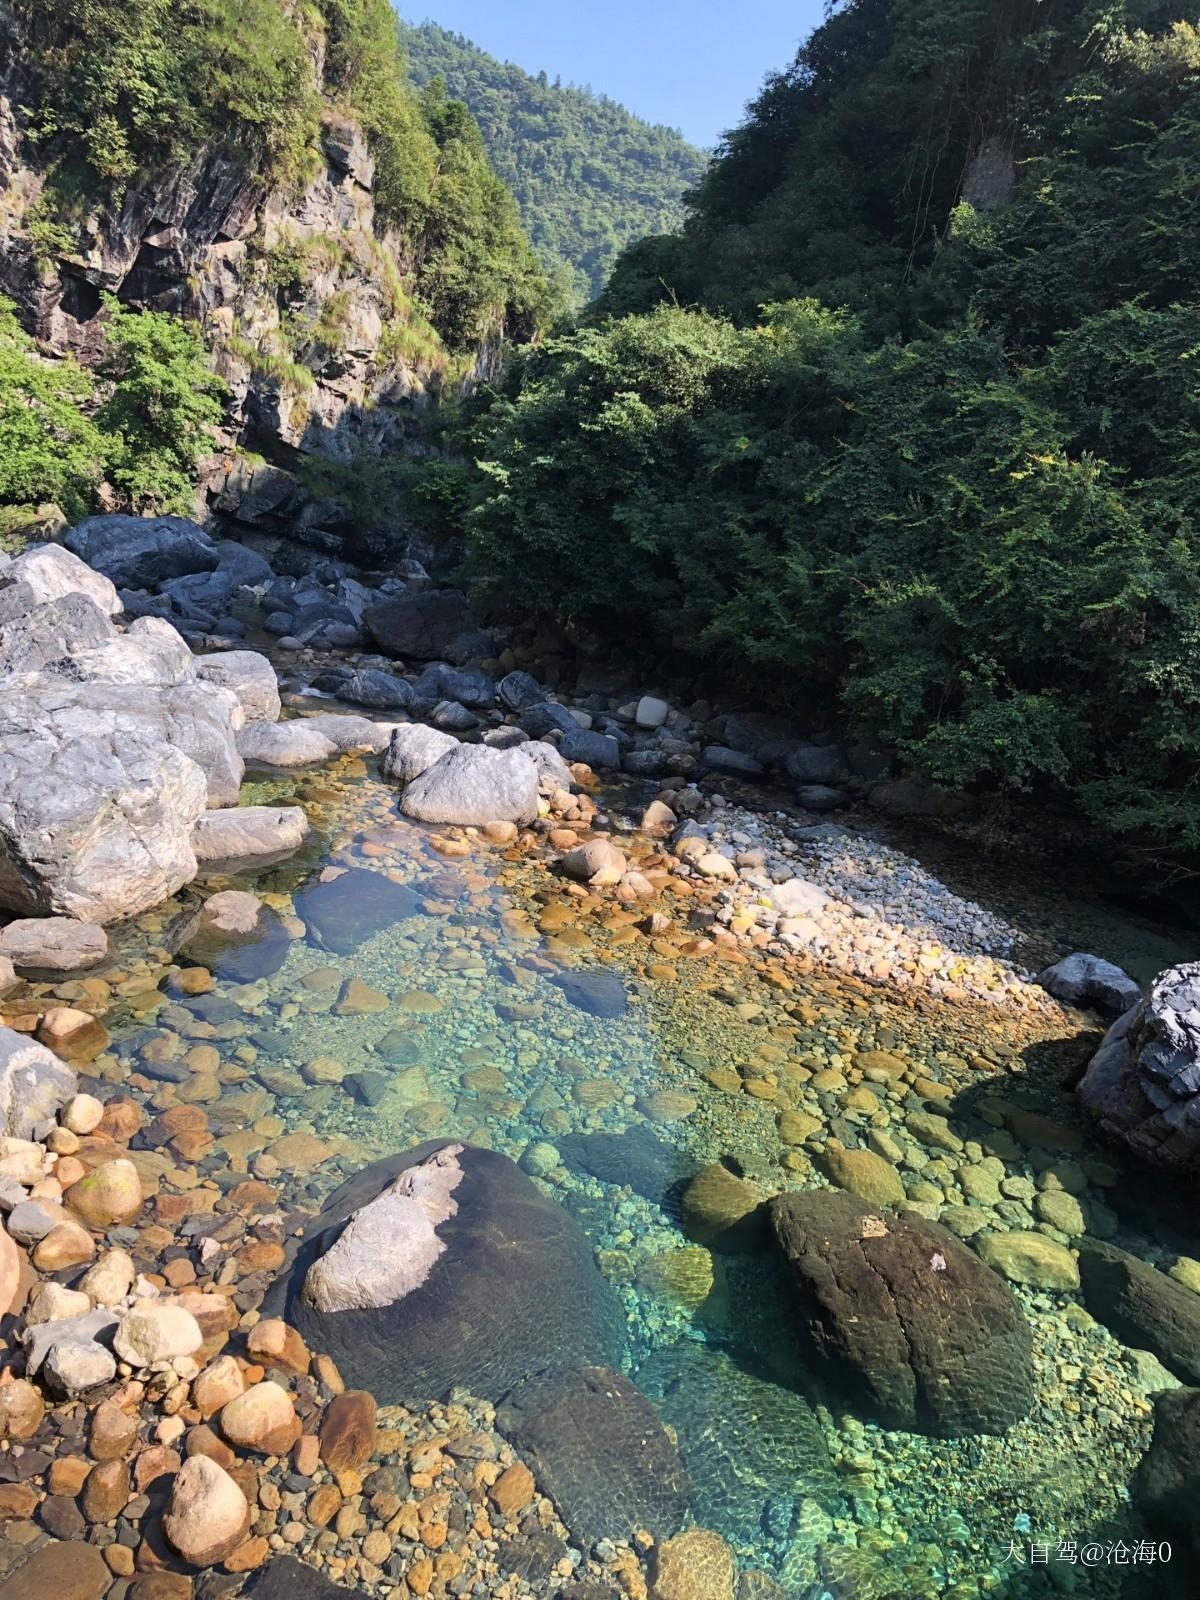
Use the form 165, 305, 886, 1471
402, 20, 708, 303
466, 1, 1200, 856
0, 298, 106, 518
95, 295, 228, 513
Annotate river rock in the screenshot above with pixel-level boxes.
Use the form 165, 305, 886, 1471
638, 1343, 838, 1544
196, 650, 281, 722
268, 1140, 622, 1405
0, 1026, 76, 1136
52, 615, 196, 688
1077, 962, 1200, 1171
0, 1538, 113, 1600
177, 889, 290, 981
818, 1146, 905, 1206
1135, 1387, 1199, 1581
237, 718, 338, 767
0, 591, 114, 676
497, 1365, 689, 1545
559, 728, 620, 769
399, 743, 540, 825
498, 670, 543, 711
2, 540, 120, 616
302, 713, 396, 754
769, 1188, 1035, 1435
43, 1336, 117, 1396
65, 512, 218, 588
163, 1454, 251, 1566
557, 1126, 692, 1207
0, 682, 222, 920
193, 805, 311, 865
413, 663, 495, 707
1039, 951, 1141, 1016
0, 917, 107, 972
220, 1380, 298, 1455
1077, 1241, 1200, 1384
562, 839, 627, 884
67, 1158, 142, 1227
363, 588, 471, 658
295, 867, 420, 954
550, 967, 629, 1019
653, 1529, 736, 1600
381, 723, 458, 783
681, 1164, 765, 1253
314, 665, 417, 711
114, 1304, 204, 1367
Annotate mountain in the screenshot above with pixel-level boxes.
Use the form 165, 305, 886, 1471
400, 18, 708, 303
463, 0, 1200, 860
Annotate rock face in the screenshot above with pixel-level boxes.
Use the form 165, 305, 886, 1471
1038, 951, 1141, 1016
0, 541, 121, 617
0, 591, 115, 675
1077, 1241, 1200, 1385
1077, 963, 1200, 1171
399, 743, 540, 826
1135, 1388, 1200, 1586
0, 917, 107, 972
769, 1189, 1035, 1436
0, 1025, 76, 1137
270, 1141, 623, 1406
637, 1342, 838, 1545
497, 1365, 689, 1545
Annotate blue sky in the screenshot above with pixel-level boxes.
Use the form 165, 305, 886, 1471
400, 2, 829, 148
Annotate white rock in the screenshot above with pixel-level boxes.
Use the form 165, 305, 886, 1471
0, 1029, 76, 1138
114, 1304, 203, 1367
62, 1092, 105, 1135
635, 695, 670, 728
163, 1455, 251, 1565
195, 651, 281, 723
192, 805, 310, 864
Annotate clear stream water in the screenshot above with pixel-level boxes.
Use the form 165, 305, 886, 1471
90, 742, 1197, 1600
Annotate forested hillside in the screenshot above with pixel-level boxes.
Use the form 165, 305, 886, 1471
401, 19, 707, 303
464, 0, 1200, 859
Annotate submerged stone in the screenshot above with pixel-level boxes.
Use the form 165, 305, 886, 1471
550, 967, 629, 1018
295, 867, 421, 955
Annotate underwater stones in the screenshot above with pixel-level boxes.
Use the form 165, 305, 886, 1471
270, 1140, 622, 1406
0, 1025, 76, 1137
1038, 951, 1140, 1017
195, 650, 281, 723
497, 1365, 689, 1545
637, 1343, 838, 1547
0, 1539, 112, 1600
973, 1230, 1080, 1291
681, 1164, 765, 1253
192, 804, 310, 865
556, 1126, 690, 1206
296, 867, 420, 954
1077, 962, 1200, 1172
652, 1529, 736, 1600
319, 1389, 378, 1472
769, 1189, 1035, 1436
0, 916, 107, 973
399, 742, 540, 826
550, 967, 629, 1018
818, 1146, 906, 1206
1077, 1241, 1200, 1384
635, 1246, 716, 1311
637, 1088, 697, 1124
177, 888, 290, 982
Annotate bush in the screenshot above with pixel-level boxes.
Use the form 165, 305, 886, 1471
0, 297, 106, 518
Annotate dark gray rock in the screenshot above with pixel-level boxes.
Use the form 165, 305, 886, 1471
295, 867, 421, 955
557, 1127, 691, 1206
1077, 1241, 1200, 1384
637, 1343, 840, 1544
243, 1555, 370, 1600
364, 588, 471, 659
318, 668, 416, 711
269, 1141, 623, 1405
1135, 1387, 1200, 1588
623, 748, 675, 778
795, 784, 848, 811
769, 1188, 1034, 1436
519, 702, 576, 739
65, 513, 218, 588
1039, 952, 1141, 1017
551, 968, 629, 1019
413, 663, 495, 708
0, 592, 114, 676
559, 728, 620, 770
784, 743, 849, 784
431, 700, 479, 732
176, 889, 291, 982
1077, 962, 1200, 1170
498, 1365, 690, 1545
497, 670, 543, 712
702, 745, 765, 779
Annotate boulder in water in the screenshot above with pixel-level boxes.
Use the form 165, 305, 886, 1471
1135, 1387, 1200, 1585
268, 1140, 623, 1405
1077, 962, 1200, 1171
192, 805, 310, 866
295, 867, 421, 954
551, 967, 628, 1018
1077, 1241, 1200, 1385
769, 1188, 1034, 1436
177, 889, 291, 982
0, 918, 107, 973
195, 650, 281, 723
237, 719, 338, 767
399, 743, 539, 826
0, 1025, 76, 1137
1038, 951, 1140, 1016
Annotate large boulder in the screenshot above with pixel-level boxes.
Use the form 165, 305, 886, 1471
193, 806, 310, 866
47, 615, 196, 687
399, 743, 539, 826
195, 651, 281, 723
1135, 1388, 1200, 1590
237, 719, 338, 768
1077, 963, 1200, 1170
0, 918, 107, 973
768, 1188, 1034, 1436
0, 592, 114, 676
1077, 1241, 1200, 1385
268, 1141, 623, 1405
413, 663, 495, 708
313, 666, 417, 711
0, 691, 207, 923
363, 588, 471, 659
65, 513, 218, 589
301, 714, 397, 755
381, 723, 457, 783
1038, 951, 1140, 1017
0, 1025, 76, 1137
176, 890, 291, 983
0, 542, 120, 616
497, 1365, 689, 1545
295, 867, 421, 955
637, 1342, 839, 1545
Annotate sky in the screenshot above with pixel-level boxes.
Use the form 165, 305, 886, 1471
401, 2, 829, 148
